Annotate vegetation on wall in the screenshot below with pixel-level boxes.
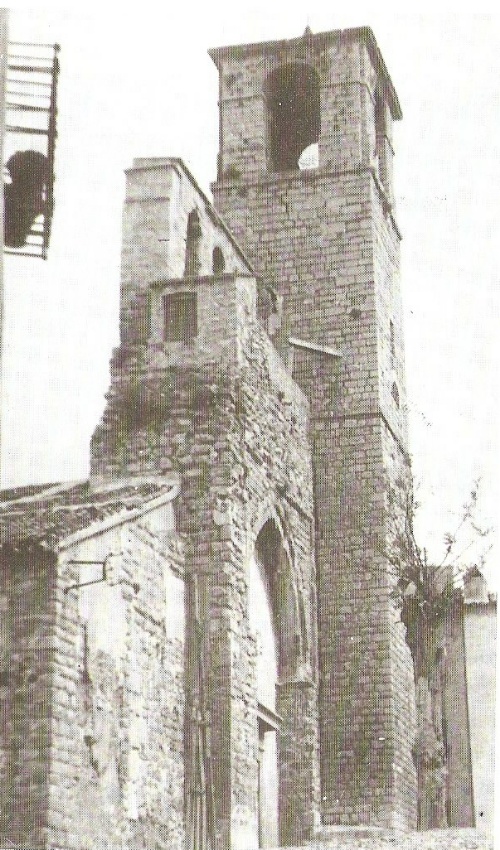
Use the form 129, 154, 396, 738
388, 478, 493, 828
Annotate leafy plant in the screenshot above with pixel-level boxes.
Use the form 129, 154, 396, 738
387, 477, 493, 828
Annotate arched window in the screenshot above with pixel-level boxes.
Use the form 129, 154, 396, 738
212, 245, 225, 276
265, 63, 321, 172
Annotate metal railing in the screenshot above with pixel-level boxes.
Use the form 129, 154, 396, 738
4, 40, 60, 259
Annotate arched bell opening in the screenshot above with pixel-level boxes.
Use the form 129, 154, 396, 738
265, 63, 321, 172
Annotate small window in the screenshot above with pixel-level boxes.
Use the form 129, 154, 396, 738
163, 291, 197, 343
212, 246, 225, 275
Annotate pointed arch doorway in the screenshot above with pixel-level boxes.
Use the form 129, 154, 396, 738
248, 518, 303, 848
249, 545, 279, 848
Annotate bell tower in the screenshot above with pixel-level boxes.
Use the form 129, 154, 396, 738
211, 27, 417, 829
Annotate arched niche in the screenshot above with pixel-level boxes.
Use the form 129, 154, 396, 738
184, 209, 202, 277
265, 63, 321, 172
212, 245, 225, 276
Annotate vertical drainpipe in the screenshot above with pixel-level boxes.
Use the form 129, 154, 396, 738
0, 10, 7, 485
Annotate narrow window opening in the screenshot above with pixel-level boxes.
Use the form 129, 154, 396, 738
184, 209, 202, 277
375, 91, 388, 190
212, 245, 225, 276
265, 63, 321, 172
163, 291, 197, 343
140, 290, 152, 342
389, 320, 395, 365
391, 381, 400, 409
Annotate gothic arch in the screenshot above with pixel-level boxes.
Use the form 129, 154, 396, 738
249, 506, 307, 683
248, 505, 315, 847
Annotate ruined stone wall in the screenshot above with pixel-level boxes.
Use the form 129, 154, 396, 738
91, 258, 319, 848
184, 316, 320, 850
221, 319, 320, 849
91, 151, 319, 848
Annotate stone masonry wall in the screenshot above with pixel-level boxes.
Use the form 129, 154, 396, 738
184, 314, 320, 849
91, 258, 320, 849
221, 317, 320, 848
380, 422, 418, 826
214, 171, 416, 828
290, 344, 415, 829
211, 30, 395, 187
212, 28, 416, 829
118, 158, 251, 349
0, 544, 55, 848
41, 501, 185, 850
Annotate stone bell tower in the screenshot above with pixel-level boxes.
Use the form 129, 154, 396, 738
210, 27, 418, 829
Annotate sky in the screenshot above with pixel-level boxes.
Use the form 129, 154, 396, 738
1, 6, 499, 586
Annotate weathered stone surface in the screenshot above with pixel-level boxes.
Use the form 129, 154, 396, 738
212, 26, 415, 831
91, 177, 321, 844
0, 22, 473, 850
265, 827, 493, 850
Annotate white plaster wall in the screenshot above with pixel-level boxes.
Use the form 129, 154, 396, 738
463, 603, 496, 831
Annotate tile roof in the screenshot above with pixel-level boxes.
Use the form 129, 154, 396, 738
0, 478, 178, 550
